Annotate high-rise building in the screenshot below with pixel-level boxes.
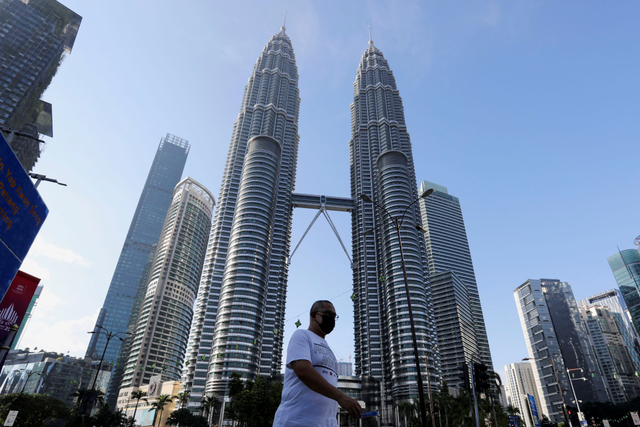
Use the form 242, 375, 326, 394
580, 304, 640, 404
578, 289, 640, 373
0, 0, 81, 171
504, 362, 543, 427
417, 181, 493, 382
87, 134, 189, 406
119, 177, 214, 392
349, 39, 438, 407
608, 250, 640, 337
182, 27, 300, 404
429, 270, 477, 387
514, 279, 609, 423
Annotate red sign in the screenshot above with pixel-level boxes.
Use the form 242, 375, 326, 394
0, 270, 39, 341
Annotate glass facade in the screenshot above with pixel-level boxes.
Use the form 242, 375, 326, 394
608, 250, 640, 337
418, 180, 494, 380
0, 0, 81, 171
349, 40, 437, 408
120, 178, 214, 390
183, 27, 299, 405
86, 134, 189, 406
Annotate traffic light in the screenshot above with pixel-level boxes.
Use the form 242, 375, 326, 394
473, 362, 489, 392
458, 362, 470, 391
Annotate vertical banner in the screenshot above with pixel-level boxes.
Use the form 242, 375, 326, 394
527, 394, 542, 427
0, 271, 40, 348
0, 133, 48, 301
148, 374, 161, 396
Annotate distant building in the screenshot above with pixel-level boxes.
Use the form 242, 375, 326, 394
418, 181, 491, 386
12, 284, 43, 350
578, 289, 640, 372
580, 305, 640, 403
0, 0, 81, 171
0, 349, 111, 409
118, 380, 181, 426
338, 362, 353, 377
504, 362, 543, 427
514, 279, 609, 423
86, 134, 189, 408
120, 177, 214, 390
608, 250, 640, 337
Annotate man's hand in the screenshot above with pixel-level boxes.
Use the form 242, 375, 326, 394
337, 394, 363, 419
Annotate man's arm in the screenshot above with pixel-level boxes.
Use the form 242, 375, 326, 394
290, 360, 363, 418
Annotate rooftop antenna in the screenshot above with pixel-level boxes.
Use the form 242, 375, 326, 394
281, 11, 287, 31
368, 25, 373, 44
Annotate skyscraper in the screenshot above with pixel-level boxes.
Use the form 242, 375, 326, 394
87, 134, 189, 404
0, 0, 81, 171
608, 249, 640, 336
504, 362, 542, 427
182, 27, 300, 403
119, 177, 214, 391
580, 305, 640, 403
578, 289, 640, 373
349, 39, 438, 406
417, 180, 493, 380
515, 279, 608, 423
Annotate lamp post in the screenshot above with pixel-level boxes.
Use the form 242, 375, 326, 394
361, 188, 433, 427
424, 344, 438, 427
567, 368, 586, 422
81, 326, 131, 416
523, 356, 572, 427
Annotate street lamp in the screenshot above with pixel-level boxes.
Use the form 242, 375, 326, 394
424, 344, 438, 427
523, 356, 572, 427
361, 188, 433, 427
567, 368, 586, 422
80, 325, 132, 416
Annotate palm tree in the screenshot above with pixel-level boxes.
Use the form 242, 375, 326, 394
72, 388, 106, 415
175, 391, 190, 409
506, 404, 520, 416
200, 395, 220, 420
149, 394, 175, 427
130, 390, 149, 422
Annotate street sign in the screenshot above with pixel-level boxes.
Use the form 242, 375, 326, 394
4, 410, 17, 426
362, 411, 378, 417
0, 133, 48, 301
632, 412, 640, 426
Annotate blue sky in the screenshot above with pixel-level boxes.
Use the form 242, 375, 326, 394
17, 1, 640, 382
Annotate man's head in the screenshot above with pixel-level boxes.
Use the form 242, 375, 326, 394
309, 300, 338, 337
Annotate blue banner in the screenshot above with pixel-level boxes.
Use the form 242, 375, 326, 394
528, 394, 541, 427
509, 415, 521, 427
0, 132, 48, 300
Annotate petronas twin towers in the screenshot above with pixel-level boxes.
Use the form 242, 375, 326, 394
183, 26, 438, 407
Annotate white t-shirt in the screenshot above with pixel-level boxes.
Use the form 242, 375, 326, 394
272, 329, 339, 427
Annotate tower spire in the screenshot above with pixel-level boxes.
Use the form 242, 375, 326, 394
281, 11, 287, 31
368, 25, 373, 45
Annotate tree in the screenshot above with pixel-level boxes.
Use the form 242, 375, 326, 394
506, 405, 520, 416
166, 408, 208, 427
149, 394, 175, 427
200, 395, 220, 421
130, 390, 149, 421
71, 388, 105, 415
226, 375, 283, 427
0, 394, 69, 427
175, 392, 190, 410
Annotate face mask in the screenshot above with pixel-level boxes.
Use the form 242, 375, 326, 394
316, 313, 336, 334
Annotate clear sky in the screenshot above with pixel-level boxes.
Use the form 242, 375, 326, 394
17, 0, 640, 383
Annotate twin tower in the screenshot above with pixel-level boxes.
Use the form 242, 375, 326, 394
182, 26, 438, 408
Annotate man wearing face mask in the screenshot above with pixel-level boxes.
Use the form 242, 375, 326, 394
272, 300, 362, 427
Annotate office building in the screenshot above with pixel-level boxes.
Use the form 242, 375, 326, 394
120, 177, 214, 389
430, 270, 477, 388
580, 305, 640, 404
504, 362, 542, 427
608, 250, 640, 337
0, 349, 111, 409
578, 289, 640, 372
87, 134, 189, 407
514, 279, 608, 423
338, 362, 353, 377
182, 27, 300, 404
418, 181, 493, 378
0, 0, 80, 171
349, 39, 438, 409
